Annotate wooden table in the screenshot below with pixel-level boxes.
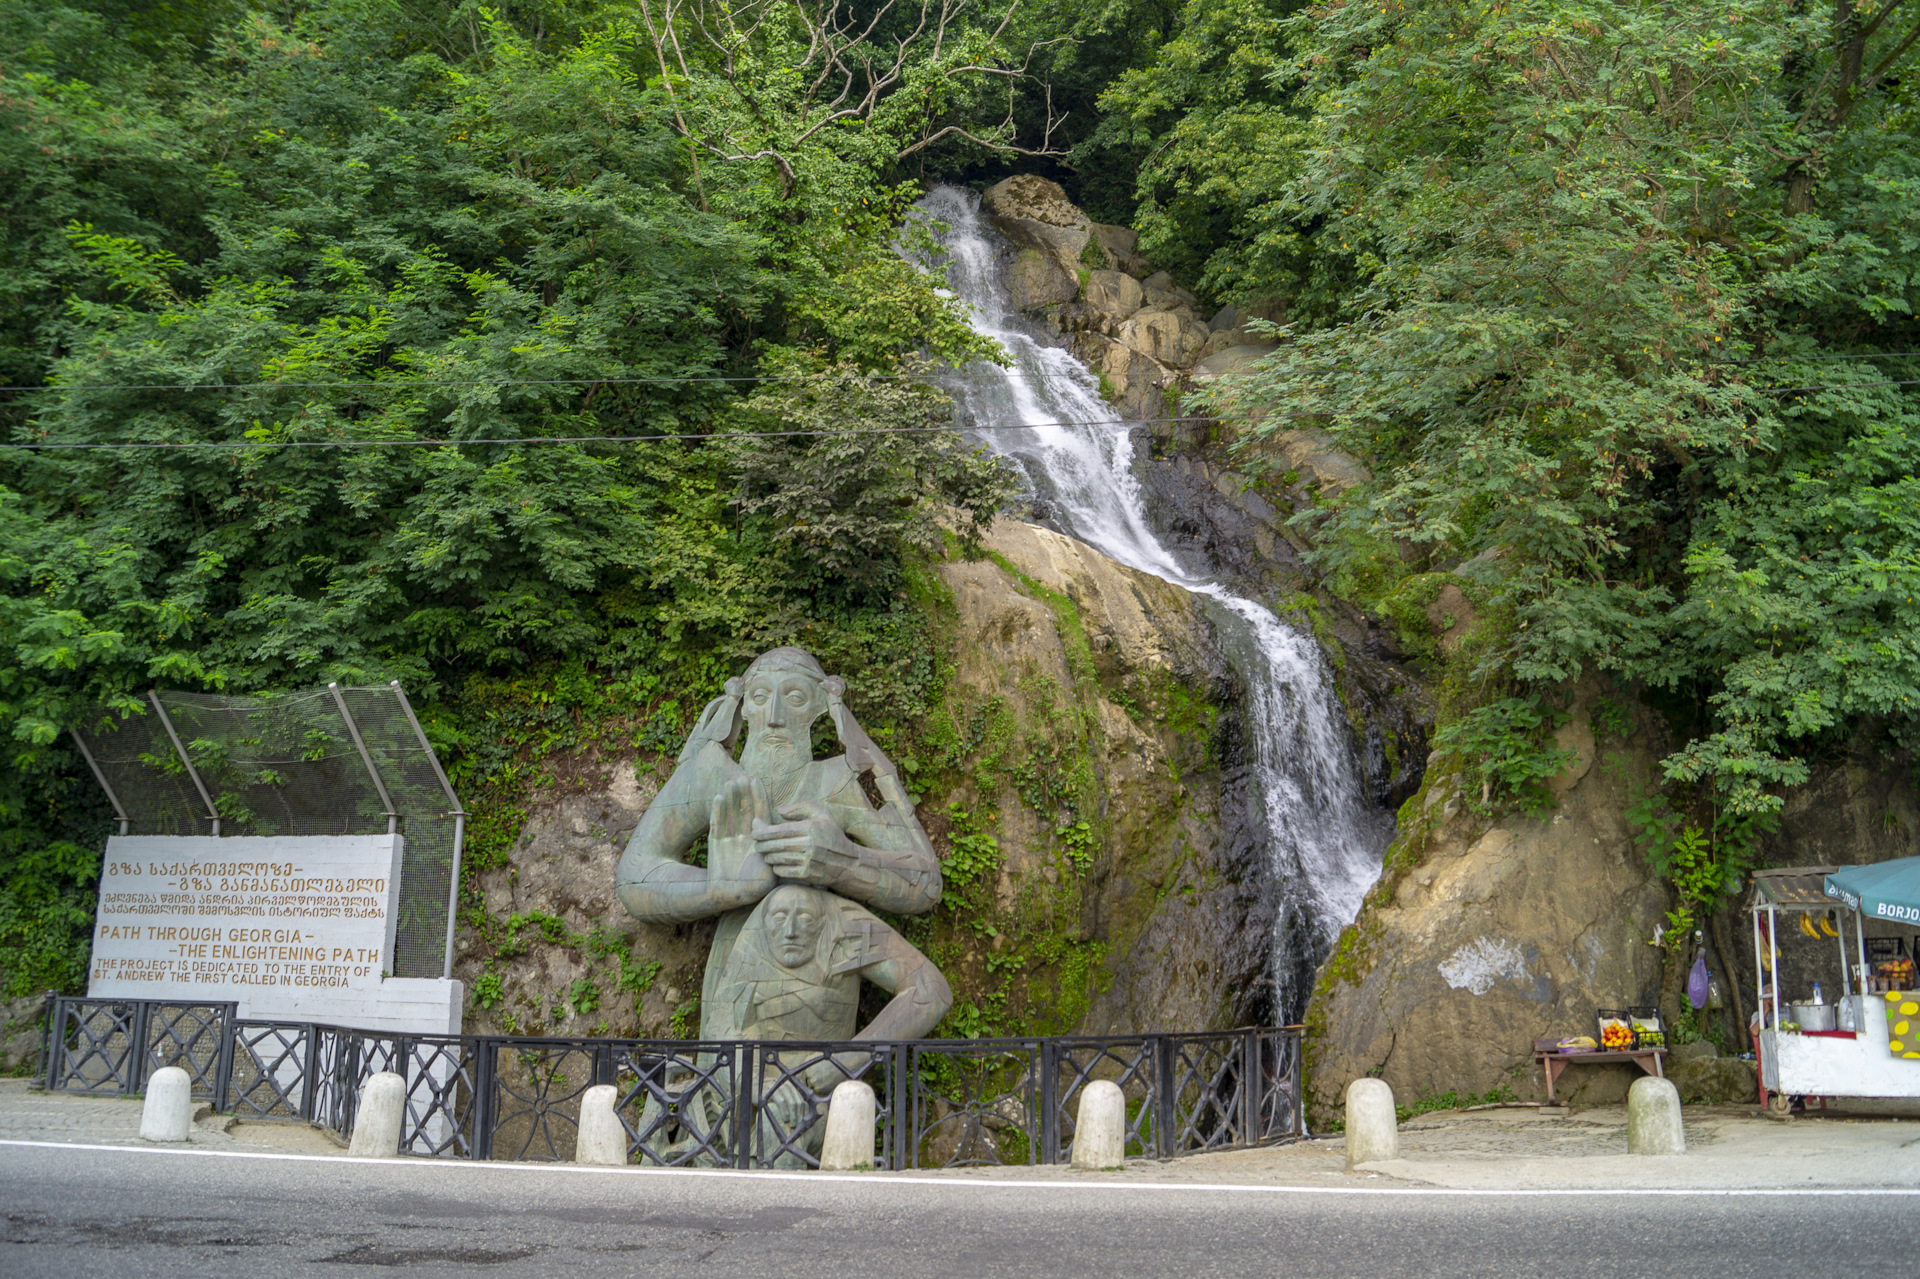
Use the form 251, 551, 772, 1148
1532, 1039, 1666, 1103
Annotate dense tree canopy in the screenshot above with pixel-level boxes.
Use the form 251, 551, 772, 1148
3, 0, 1916, 997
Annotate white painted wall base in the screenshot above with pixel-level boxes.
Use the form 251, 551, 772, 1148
237, 978, 464, 1035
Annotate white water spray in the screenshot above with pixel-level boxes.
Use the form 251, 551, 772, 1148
916, 187, 1388, 1019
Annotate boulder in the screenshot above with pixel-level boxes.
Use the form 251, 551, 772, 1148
1200, 329, 1249, 359
1667, 1046, 1759, 1105
1546, 704, 1595, 793
2, 994, 45, 1075
982, 176, 1096, 299
1142, 286, 1195, 314
1006, 247, 1080, 311
1424, 582, 1479, 657
1117, 310, 1209, 368
1072, 332, 1172, 420
943, 520, 1267, 1034
1306, 735, 1671, 1119
1083, 270, 1144, 327
983, 175, 1088, 228
1265, 429, 1371, 494
1089, 223, 1148, 276
1193, 343, 1275, 380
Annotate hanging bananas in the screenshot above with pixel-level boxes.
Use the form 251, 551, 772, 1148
1820, 911, 1841, 938
1799, 914, 1821, 939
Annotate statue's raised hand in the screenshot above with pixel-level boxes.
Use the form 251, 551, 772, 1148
707, 775, 776, 901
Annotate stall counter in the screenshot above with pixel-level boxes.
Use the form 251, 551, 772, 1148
1761, 995, 1920, 1099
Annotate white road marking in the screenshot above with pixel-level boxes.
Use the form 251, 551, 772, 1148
0, 1138, 1915, 1196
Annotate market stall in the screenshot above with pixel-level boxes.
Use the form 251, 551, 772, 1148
1750, 862, 1920, 1115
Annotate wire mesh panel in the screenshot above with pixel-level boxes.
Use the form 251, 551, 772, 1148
71, 683, 464, 981
72, 712, 208, 836
339, 686, 460, 978
142, 1002, 234, 1100
153, 690, 389, 838
228, 1021, 313, 1118
909, 1040, 1042, 1168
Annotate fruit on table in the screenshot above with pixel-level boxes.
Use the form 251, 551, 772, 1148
1600, 1022, 1634, 1049
1557, 1036, 1597, 1052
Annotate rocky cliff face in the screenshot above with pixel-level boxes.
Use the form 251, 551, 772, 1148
980, 175, 1278, 422
1307, 720, 1672, 1114
935, 518, 1272, 1034
454, 518, 1273, 1039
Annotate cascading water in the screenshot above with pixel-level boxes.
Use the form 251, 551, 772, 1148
915, 186, 1390, 1021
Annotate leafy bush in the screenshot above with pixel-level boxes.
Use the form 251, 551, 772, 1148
1430, 697, 1575, 815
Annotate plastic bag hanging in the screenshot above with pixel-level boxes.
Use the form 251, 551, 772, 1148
1687, 950, 1711, 1010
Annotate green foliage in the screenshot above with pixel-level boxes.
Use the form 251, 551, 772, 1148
472, 963, 505, 1011
1395, 1084, 1518, 1124
1628, 786, 1778, 938
1055, 818, 1097, 872
940, 804, 1003, 911
726, 366, 1015, 604
0, 0, 1038, 994
0, 836, 100, 997
1429, 697, 1574, 815
1154, 0, 1920, 814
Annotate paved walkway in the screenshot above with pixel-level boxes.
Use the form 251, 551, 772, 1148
0, 1078, 343, 1155
5, 1078, 1916, 1189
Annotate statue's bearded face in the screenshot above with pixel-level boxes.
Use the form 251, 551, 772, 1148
740, 669, 824, 759
765, 887, 827, 968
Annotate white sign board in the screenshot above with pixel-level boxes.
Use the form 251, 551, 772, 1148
90, 834, 402, 1014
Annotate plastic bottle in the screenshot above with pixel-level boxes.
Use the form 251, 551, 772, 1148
1811, 982, 1825, 1006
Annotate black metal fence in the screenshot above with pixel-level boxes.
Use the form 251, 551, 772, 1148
39, 996, 1303, 1169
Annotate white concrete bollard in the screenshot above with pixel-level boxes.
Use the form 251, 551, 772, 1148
819, 1080, 878, 1171
574, 1084, 628, 1165
348, 1070, 407, 1158
139, 1066, 194, 1142
1344, 1077, 1399, 1169
1070, 1080, 1126, 1171
1627, 1075, 1686, 1155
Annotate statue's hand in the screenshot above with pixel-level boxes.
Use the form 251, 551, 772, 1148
756, 801, 857, 888
708, 775, 775, 900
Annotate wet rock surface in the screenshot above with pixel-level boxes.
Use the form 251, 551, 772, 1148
943, 519, 1274, 1032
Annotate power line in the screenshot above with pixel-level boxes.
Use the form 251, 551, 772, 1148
0, 373, 913, 393
0, 413, 1275, 452
4, 351, 1918, 395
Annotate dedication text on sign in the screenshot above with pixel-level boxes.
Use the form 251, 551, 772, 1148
88, 834, 403, 1006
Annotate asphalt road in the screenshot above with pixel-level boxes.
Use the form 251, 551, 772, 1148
2, 1140, 1915, 1278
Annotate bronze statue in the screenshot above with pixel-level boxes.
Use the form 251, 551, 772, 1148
616, 647, 950, 1166
616, 646, 951, 1043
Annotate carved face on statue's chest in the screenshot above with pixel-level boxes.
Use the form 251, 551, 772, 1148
725, 885, 863, 1041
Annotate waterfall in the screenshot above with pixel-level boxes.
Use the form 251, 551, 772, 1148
914, 185, 1390, 1021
